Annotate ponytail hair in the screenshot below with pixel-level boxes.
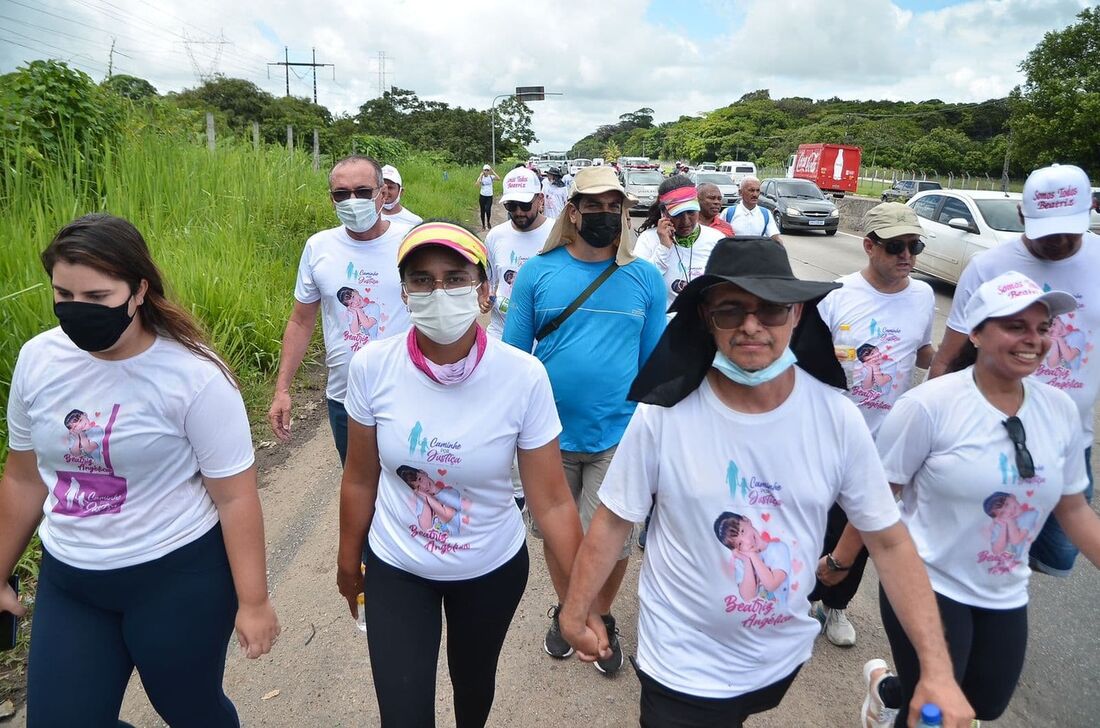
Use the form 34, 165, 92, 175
946, 324, 983, 373
41, 213, 238, 386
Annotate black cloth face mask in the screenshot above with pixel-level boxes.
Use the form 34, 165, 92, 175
54, 298, 135, 352
579, 212, 621, 248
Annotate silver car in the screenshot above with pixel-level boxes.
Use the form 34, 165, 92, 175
908, 189, 1024, 285
621, 169, 664, 215
690, 172, 739, 206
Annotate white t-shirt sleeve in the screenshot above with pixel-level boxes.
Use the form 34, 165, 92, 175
517, 361, 562, 450
344, 348, 377, 426
835, 402, 900, 531
946, 257, 982, 333
293, 241, 321, 304
635, 229, 673, 273
816, 291, 838, 331
876, 395, 935, 486
764, 211, 780, 237
6, 347, 33, 451
921, 293, 935, 348
598, 405, 659, 522
184, 371, 256, 479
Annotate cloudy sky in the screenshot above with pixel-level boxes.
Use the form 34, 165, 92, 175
1, 0, 1090, 151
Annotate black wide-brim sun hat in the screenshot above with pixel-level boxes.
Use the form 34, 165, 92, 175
630, 237, 846, 407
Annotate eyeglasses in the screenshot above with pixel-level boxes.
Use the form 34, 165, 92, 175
873, 238, 926, 256
330, 187, 376, 202
708, 302, 793, 330
503, 200, 535, 213
1002, 416, 1036, 479
402, 275, 481, 297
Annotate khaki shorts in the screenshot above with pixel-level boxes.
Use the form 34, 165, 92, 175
526, 446, 635, 560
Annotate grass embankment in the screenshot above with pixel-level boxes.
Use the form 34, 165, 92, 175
0, 131, 481, 702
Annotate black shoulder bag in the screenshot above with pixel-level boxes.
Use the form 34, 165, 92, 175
535, 262, 620, 340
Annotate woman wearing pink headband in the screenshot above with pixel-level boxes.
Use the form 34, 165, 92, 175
336, 220, 593, 728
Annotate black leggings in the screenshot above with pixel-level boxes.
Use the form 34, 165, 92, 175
478, 194, 493, 227
636, 661, 801, 728
27, 525, 238, 727
879, 585, 1028, 725
362, 542, 529, 728
807, 503, 870, 609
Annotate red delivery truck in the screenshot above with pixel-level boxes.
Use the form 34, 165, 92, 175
785, 143, 861, 196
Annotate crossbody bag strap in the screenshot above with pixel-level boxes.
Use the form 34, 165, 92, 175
536, 262, 619, 341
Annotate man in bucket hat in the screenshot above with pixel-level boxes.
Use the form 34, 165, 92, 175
503, 165, 667, 676
559, 238, 973, 727
930, 163, 1100, 577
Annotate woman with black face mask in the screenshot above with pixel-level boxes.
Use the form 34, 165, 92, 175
0, 213, 279, 727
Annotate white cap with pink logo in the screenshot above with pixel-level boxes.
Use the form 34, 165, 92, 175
963, 270, 1077, 332
1021, 163, 1092, 239
500, 167, 542, 204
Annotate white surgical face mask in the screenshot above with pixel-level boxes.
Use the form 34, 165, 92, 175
382, 188, 401, 211
335, 197, 379, 233
408, 286, 481, 345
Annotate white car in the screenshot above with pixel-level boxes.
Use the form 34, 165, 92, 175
907, 189, 1024, 285
569, 158, 592, 175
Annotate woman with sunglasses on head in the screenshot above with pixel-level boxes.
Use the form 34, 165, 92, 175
0, 214, 279, 727
859, 270, 1100, 728
335, 221, 592, 728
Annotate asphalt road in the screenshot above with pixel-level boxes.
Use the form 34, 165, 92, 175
780, 227, 1099, 728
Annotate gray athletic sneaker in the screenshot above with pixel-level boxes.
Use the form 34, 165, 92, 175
544, 604, 574, 658
595, 613, 624, 675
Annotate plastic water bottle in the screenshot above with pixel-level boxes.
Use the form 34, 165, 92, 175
356, 594, 366, 633
916, 703, 943, 727
835, 323, 858, 389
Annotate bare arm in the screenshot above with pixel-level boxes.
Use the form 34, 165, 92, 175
205, 465, 280, 658
267, 299, 320, 442
928, 328, 968, 379
915, 343, 935, 370
559, 505, 634, 661
337, 419, 381, 617
1053, 492, 1100, 567
518, 438, 584, 602
0, 450, 46, 617
862, 521, 975, 728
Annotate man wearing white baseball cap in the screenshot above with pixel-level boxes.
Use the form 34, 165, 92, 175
380, 164, 423, 227
930, 163, 1100, 577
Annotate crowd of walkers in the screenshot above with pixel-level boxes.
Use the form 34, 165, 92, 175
1, 152, 1098, 728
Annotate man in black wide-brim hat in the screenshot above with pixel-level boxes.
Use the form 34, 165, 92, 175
558, 238, 975, 728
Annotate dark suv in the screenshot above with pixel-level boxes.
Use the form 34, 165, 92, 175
881, 180, 942, 203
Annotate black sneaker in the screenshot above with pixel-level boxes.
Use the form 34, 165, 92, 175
544, 604, 574, 658
595, 613, 624, 675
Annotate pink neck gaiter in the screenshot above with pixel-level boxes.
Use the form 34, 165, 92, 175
406, 325, 488, 385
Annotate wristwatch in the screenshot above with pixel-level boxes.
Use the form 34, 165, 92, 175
825, 553, 851, 572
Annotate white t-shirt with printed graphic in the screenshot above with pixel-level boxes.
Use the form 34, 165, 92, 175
818, 272, 935, 436
7, 328, 255, 570
344, 334, 561, 581
383, 206, 423, 227
946, 233, 1100, 439
542, 182, 569, 220
634, 225, 725, 310
598, 369, 900, 698
877, 368, 1087, 609
485, 218, 556, 340
294, 222, 413, 401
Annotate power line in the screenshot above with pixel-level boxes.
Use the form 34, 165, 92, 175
0, 13, 132, 55
267, 47, 334, 103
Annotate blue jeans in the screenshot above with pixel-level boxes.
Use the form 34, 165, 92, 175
1029, 446, 1094, 576
327, 398, 348, 466
27, 525, 239, 727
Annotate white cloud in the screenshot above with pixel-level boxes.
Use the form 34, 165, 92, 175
0, 0, 1091, 151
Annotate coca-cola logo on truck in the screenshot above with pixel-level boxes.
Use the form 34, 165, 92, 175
795, 149, 821, 174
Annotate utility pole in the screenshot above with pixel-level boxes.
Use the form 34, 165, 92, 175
268, 47, 334, 104
107, 38, 116, 78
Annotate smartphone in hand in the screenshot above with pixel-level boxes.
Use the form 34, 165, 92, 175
1, 575, 20, 651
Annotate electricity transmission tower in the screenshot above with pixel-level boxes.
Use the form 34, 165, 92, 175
183, 31, 228, 82
267, 47, 335, 104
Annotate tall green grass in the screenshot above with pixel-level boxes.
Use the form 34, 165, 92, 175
0, 128, 481, 701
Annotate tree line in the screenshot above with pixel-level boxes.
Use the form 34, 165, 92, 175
569, 7, 1099, 179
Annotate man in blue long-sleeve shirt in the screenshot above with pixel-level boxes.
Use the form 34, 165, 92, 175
504, 166, 666, 676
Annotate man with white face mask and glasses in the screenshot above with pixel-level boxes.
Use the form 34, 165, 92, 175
336, 220, 594, 728
267, 154, 413, 465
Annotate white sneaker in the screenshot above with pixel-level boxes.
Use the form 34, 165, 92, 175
861, 658, 899, 728
824, 607, 856, 646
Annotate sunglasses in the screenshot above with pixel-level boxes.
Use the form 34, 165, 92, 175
503, 200, 535, 213
330, 187, 375, 202
874, 238, 926, 256
708, 302, 793, 330
1002, 416, 1036, 479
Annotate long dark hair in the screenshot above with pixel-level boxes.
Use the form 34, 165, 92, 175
638, 175, 695, 232
41, 213, 237, 385
946, 323, 983, 373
